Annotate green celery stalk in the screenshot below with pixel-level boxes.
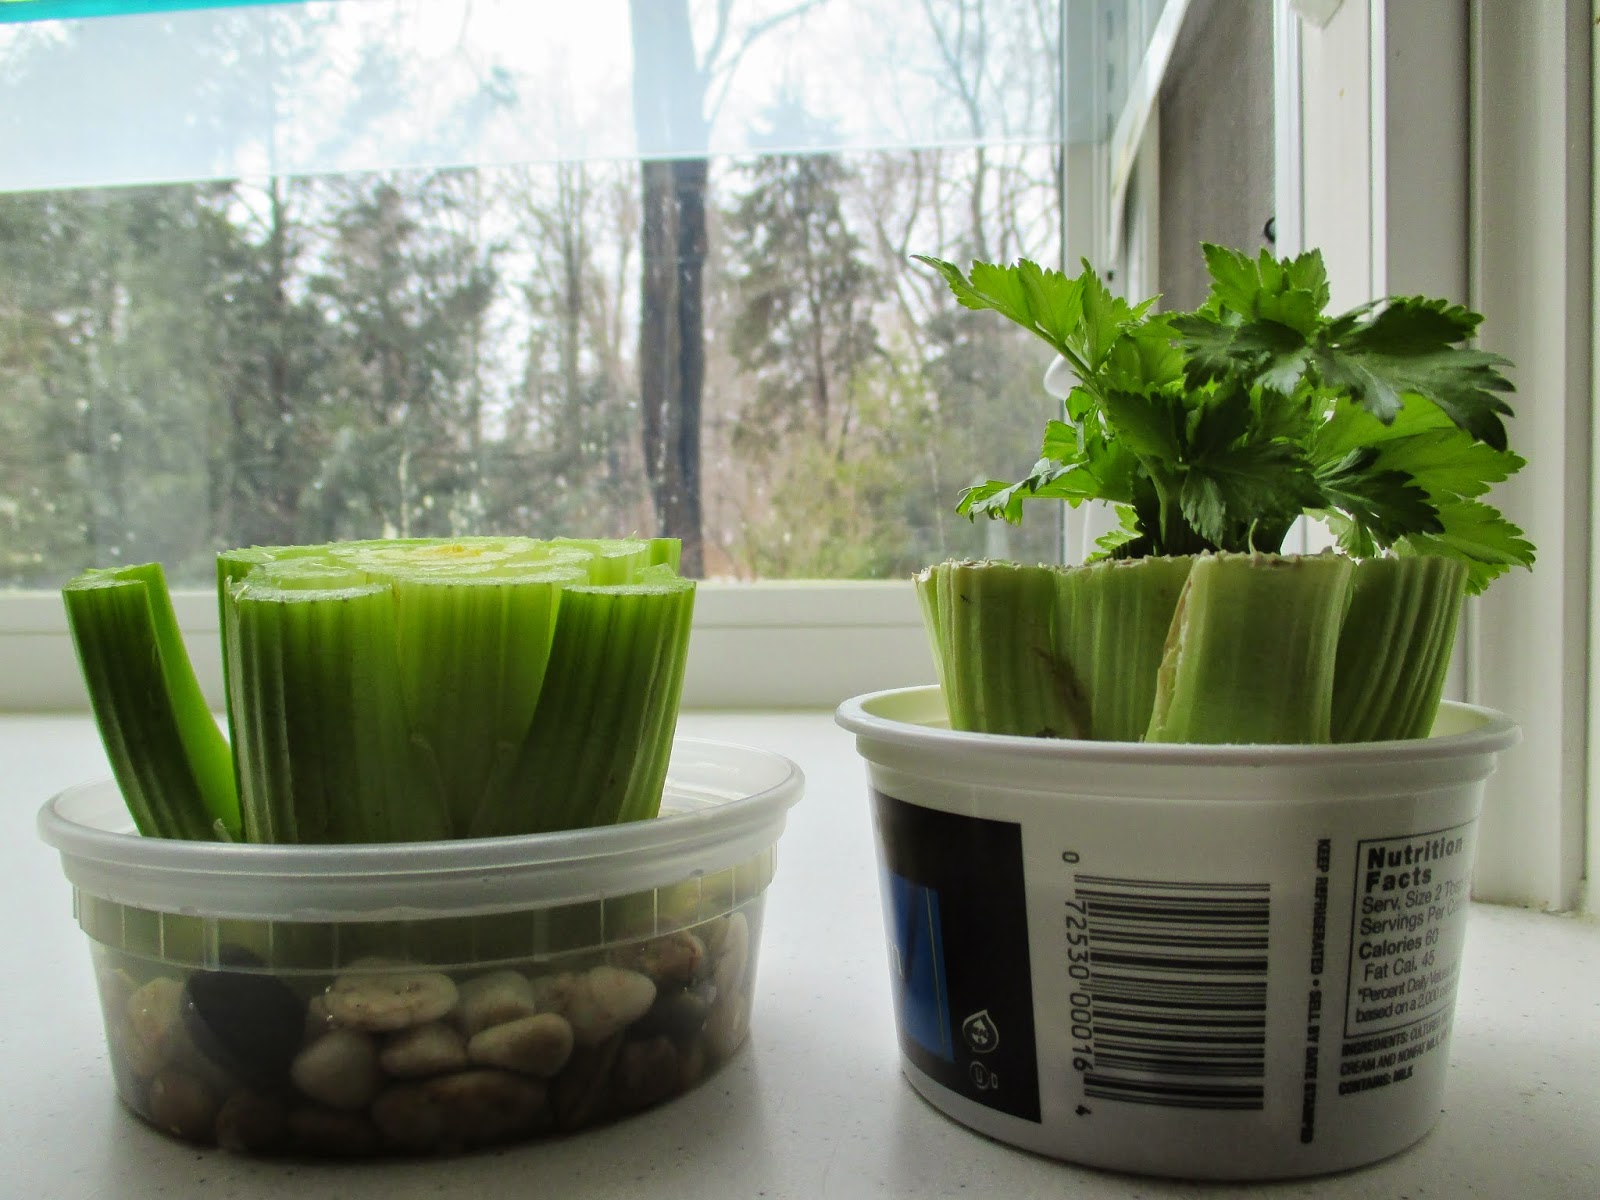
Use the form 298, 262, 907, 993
1145, 552, 1356, 744
63, 563, 239, 839
916, 560, 1085, 737
647, 538, 684, 572
482, 574, 697, 837
1330, 555, 1467, 742
618, 565, 698, 824
389, 565, 586, 836
1054, 556, 1195, 741
229, 579, 450, 843
550, 537, 653, 584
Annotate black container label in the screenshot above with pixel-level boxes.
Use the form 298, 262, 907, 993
872, 790, 1040, 1122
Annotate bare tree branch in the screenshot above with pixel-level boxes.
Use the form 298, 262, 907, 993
702, 0, 822, 127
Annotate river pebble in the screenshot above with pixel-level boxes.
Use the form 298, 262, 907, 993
625, 930, 707, 989
324, 961, 458, 1032
372, 1070, 552, 1152
612, 1035, 681, 1114
704, 990, 750, 1061
291, 1029, 383, 1111
380, 1021, 468, 1078
543, 966, 657, 1046
214, 1091, 288, 1154
467, 1012, 574, 1077
455, 969, 538, 1036
146, 1069, 218, 1141
126, 977, 187, 1063
553, 1035, 624, 1132
183, 968, 303, 1087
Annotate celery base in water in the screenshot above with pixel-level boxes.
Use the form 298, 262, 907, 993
1054, 556, 1194, 742
1330, 555, 1467, 742
63, 564, 239, 840
229, 581, 451, 844
1145, 552, 1355, 745
484, 575, 696, 837
917, 560, 1085, 738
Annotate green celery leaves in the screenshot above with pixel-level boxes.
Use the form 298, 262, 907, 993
922, 245, 1533, 593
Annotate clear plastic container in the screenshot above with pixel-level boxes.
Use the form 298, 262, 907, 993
38, 738, 803, 1157
837, 685, 1519, 1181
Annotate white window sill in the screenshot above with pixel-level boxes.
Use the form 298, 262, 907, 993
0, 580, 935, 711
10, 710, 1598, 1197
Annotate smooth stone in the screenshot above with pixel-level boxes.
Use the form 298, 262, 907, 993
126, 977, 187, 1063
145, 1069, 218, 1141
214, 1090, 289, 1154
454, 970, 537, 1037
467, 1012, 574, 1078
290, 1029, 383, 1111
324, 962, 458, 1033
704, 991, 750, 1061
625, 930, 707, 989
372, 1070, 552, 1153
182, 966, 303, 1087
628, 988, 712, 1044
612, 1034, 682, 1114
546, 966, 657, 1047
553, 1035, 624, 1132
379, 1021, 468, 1078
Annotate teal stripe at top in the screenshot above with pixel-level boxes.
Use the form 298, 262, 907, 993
0, 0, 307, 22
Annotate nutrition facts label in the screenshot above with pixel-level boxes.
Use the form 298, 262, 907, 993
1337, 821, 1475, 1094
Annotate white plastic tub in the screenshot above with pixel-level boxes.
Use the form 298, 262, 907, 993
38, 738, 803, 1157
836, 685, 1518, 1181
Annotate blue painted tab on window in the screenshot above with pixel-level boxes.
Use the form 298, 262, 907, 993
0, 0, 305, 24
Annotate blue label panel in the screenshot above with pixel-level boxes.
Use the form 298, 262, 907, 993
883, 870, 955, 1061
873, 790, 1040, 1123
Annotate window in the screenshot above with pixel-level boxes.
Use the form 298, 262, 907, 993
0, 0, 1085, 587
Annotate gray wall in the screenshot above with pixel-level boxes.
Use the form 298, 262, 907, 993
1157, 0, 1276, 310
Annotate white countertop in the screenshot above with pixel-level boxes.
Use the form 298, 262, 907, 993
5, 711, 1598, 1200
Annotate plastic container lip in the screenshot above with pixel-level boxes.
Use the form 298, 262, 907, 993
837, 685, 1522, 767
38, 737, 803, 922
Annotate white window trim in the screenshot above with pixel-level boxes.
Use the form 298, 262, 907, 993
0, 580, 935, 713
1280, 0, 1591, 913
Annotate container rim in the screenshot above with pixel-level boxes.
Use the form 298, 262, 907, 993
835, 685, 1521, 766
37, 737, 804, 920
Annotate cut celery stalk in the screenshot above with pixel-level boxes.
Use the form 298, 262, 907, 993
1145, 552, 1356, 744
390, 566, 586, 835
916, 560, 1085, 737
72, 536, 699, 845
482, 575, 697, 837
229, 580, 450, 843
549, 537, 652, 584
1331, 555, 1467, 742
618, 565, 698, 824
1054, 556, 1195, 742
63, 564, 239, 839
647, 538, 684, 573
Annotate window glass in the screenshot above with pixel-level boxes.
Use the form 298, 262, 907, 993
0, 1, 1178, 584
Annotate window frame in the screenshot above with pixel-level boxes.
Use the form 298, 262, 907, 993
1277, 0, 1591, 913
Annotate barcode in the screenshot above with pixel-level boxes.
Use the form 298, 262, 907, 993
1076, 875, 1270, 1111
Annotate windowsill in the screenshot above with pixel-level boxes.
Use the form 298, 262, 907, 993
7, 710, 1597, 1198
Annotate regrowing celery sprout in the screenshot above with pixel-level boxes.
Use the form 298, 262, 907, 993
915, 245, 1534, 744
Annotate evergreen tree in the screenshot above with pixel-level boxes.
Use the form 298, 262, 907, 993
725, 117, 881, 456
